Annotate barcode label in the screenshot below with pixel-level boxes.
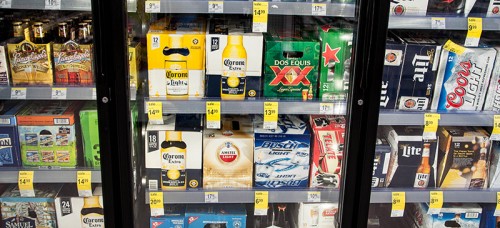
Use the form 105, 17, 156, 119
149, 180, 158, 191
0, 118, 11, 125
465, 212, 479, 218
54, 118, 70, 125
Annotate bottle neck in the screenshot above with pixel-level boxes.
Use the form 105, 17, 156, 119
227, 35, 243, 45
83, 196, 102, 208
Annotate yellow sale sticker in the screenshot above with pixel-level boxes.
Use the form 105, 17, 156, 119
495, 192, 500, 216
391, 192, 405, 217
18, 171, 34, 197
263, 102, 278, 129
467, 17, 482, 38
147, 101, 163, 124
253, 2, 268, 33
77, 171, 92, 197
206, 101, 221, 129
443, 40, 466, 55
429, 191, 443, 214
149, 192, 164, 216
255, 191, 269, 210
423, 113, 440, 140
491, 115, 500, 140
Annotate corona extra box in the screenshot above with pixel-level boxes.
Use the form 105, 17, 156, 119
53, 40, 93, 86
203, 115, 253, 189
79, 101, 100, 168
483, 47, 500, 111
150, 205, 185, 228
55, 184, 104, 228
129, 40, 141, 90
309, 115, 345, 188
145, 114, 203, 190
7, 40, 54, 86
263, 31, 319, 98
254, 115, 311, 188
0, 102, 24, 168
147, 17, 205, 98
205, 18, 263, 99
17, 101, 82, 168
185, 204, 246, 228
380, 36, 405, 109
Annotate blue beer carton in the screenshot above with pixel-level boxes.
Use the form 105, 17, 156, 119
380, 36, 405, 110
479, 204, 497, 228
150, 205, 186, 228
0, 102, 24, 167
420, 203, 482, 227
185, 204, 246, 228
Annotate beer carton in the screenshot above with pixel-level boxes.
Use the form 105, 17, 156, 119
486, 0, 500, 17
17, 101, 82, 168
488, 141, 500, 188
309, 115, 345, 188
185, 204, 246, 228
432, 47, 497, 111
298, 203, 338, 228
438, 127, 491, 189
147, 17, 205, 98
465, 0, 500, 17
263, 31, 320, 98
129, 40, 141, 90
150, 205, 185, 228
419, 203, 482, 228
7, 39, 54, 86
383, 126, 439, 188
0, 102, 24, 168
53, 40, 93, 86
318, 25, 353, 101
380, 37, 405, 109
390, 0, 429, 16
205, 18, 263, 99
480, 204, 498, 228
254, 115, 311, 188
483, 47, 500, 111
0, 38, 18, 86
373, 128, 392, 188
203, 115, 253, 189
145, 114, 203, 190
79, 102, 100, 168
55, 185, 104, 228
1, 184, 62, 228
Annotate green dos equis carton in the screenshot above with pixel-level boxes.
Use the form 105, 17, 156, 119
263, 31, 320, 98
79, 101, 100, 168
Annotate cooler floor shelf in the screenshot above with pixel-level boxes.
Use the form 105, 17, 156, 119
378, 110, 496, 126
389, 16, 500, 30
0, 168, 101, 183
371, 189, 499, 203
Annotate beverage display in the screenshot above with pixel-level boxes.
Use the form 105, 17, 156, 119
128, 37, 141, 90
150, 205, 185, 228
297, 203, 338, 228
0, 40, 10, 86
55, 185, 105, 228
483, 47, 500, 111
380, 37, 404, 109
0, 102, 23, 168
372, 129, 392, 188
389, 0, 429, 16
184, 204, 246, 228
79, 101, 100, 168
418, 203, 482, 227
488, 141, 500, 188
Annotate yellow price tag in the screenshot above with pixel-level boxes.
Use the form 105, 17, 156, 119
263, 102, 278, 129
147, 101, 163, 124
429, 191, 443, 214
18, 171, 34, 197
491, 115, 500, 140
149, 192, 164, 216
423, 113, 440, 140
391, 192, 405, 217
253, 2, 268, 33
77, 171, 92, 197
467, 17, 482, 38
206, 101, 221, 129
254, 191, 269, 215
443, 40, 466, 55
495, 192, 500, 216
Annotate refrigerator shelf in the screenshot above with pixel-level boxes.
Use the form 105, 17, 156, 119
371, 189, 499, 203
0, 168, 102, 183
378, 110, 496, 126
389, 16, 500, 31
146, 189, 339, 204
0, 0, 137, 12
0, 86, 96, 100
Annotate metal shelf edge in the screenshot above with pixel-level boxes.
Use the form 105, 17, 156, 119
0, 169, 102, 183
378, 111, 495, 126
370, 189, 498, 203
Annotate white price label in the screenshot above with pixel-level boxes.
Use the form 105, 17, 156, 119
208, 1, 223, 13
45, 0, 61, 9
205, 192, 219, 203
0, 0, 12, 8
431, 18, 446, 29
92, 88, 97, 100
312, 4, 327, 16
51, 88, 67, 99
307, 191, 321, 202
319, 103, 334, 114
11, 88, 26, 99
145, 0, 161, 13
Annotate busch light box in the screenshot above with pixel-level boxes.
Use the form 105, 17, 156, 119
483, 47, 500, 111
185, 204, 246, 228
380, 37, 405, 109
382, 126, 439, 188
432, 47, 497, 111
395, 34, 441, 111
0, 102, 23, 168
254, 115, 311, 188
420, 203, 482, 228
373, 128, 392, 188
150, 205, 185, 228
389, 0, 429, 16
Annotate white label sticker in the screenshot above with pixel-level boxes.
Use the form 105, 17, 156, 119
0, 0, 12, 8
431, 18, 446, 29
145, 0, 161, 13
208, 1, 223, 13
307, 191, 321, 202
45, 0, 61, 9
151, 35, 160, 50
319, 103, 334, 114
51, 88, 67, 99
312, 4, 327, 16
11, 88, 26, 99
0, 118, 11, 125
205, 192, 219, 203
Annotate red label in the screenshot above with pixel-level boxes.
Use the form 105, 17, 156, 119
446, 60, 472, 109
269, 66, 313, 86
152, 222, 163, 228
323, 208, 338, 217
188, 216, 199, 224
219, 150, 238, 163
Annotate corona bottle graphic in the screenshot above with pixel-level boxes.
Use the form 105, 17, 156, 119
161, 131, 187, 190
163, 34, 189, 99
221, 33, 247, 100
413, 143, 431, 188
81, 196, 105, 228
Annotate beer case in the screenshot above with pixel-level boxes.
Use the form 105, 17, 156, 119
129, 40, 141, 90
432, 47, 497, 111
79, 102, 100, 168
0, 102, 24, 168
1, 184, 62, 228
486, 0, 500, 17
298, 203, 338, 228
185, 204, 246, 228
150, 205, 185, 228
383, 126, 439, 188
309, 115, 345, 188
419, 203, 482, 228
203, 115, 254, 189
17, 101, 82, 168
318, 25, 353, 101
479, 204, 499, 228
145, 114, 203, 190
254, 115, 311, 188
488, 141, 500, 188
389, 0, 429, 16
372, 129, 392, 188
483, 47, 500, 111
437, 126, 491, 189
465, 0, 500, 17
263, 31, 320, 98
53, 40, 93, 86
55, 185, 104, 228
7, 39, 54, 86
147, 17, 206, 98
380, 37, 405, 109
0, 38, 17, 86
205, 18, 263, 99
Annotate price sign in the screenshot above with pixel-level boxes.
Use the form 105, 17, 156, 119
11, 88, 26, 99
465, 17, 482, 47
491, 115, 500, 140
0, 0, 12, 8
77, 171, 92, 197
263, 102, 278, 130
205, 192, 219, 203
307, 191, 321, 202
51, 88, 67, 99
254, 191, 269, 215
423, 113, 440, 140
149, 192, 164, 216
206, 101, 221, 129
92, 88, 97, 100
18, 171, 35, 197
319, 103, 334, 114
253, 2, 268, 33
495, 192, 500, 216
443, 40, 466, 55
208, 1, 223, 13
431, 17, 446, 29
428, 191, 443, 214
391, 192, 405, 217
312, 3, 327, 16
145, 0, 161, 13
45, 0, 61, 9
147, 102, 163, 125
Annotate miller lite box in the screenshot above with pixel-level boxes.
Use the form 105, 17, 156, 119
437, 127, 491, 189
0, 102, 24, 168
383, 126, 439, 188
419, 203, 482, 228
254, 115, 311, 188
203, 115, 254, 189
465, 0, 500, 17
432, 47, 497, 111
486, 0, 500, 17
389, 0, 429, 16
55, 184, 105, 228
309, 115, 345, 188
150, 205, 185, 228
145, 114, 203, 191
483, 47, 500, 111
185, 204, 246, 228
488, 141, 500, 188
373, 128, 392, 188
380, 37, 405, 109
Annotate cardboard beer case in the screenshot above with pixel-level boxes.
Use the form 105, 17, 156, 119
79, 101, 100, 168
380, 36, 405, 109
0, 102, 24, 168
150, 205, 185, 228
55, 184, 105, 228
7, 39, 54, 86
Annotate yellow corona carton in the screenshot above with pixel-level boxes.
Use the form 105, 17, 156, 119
147, 17, 206, 98
129, 40, 141, 90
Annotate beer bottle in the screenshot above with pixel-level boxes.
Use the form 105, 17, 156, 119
161, 131, 187, 190
21, 18, 31, 41
33, 22, 47, 44
413, 143, 431, 188
81, 196, 105, 228
163, 34, 189, 98
78, 22, 91, 44
470, 138, 488, 189
12, 21, 24, 38
56, 22, 70, 43
83, 19, 92, 36
221, 33, 247, 100
66, 19, 76, 40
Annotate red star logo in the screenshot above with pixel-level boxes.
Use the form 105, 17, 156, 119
321, 24, 333, 32
322, 43, 340, 66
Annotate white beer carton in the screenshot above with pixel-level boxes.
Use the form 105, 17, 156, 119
55, 185, 104, 228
